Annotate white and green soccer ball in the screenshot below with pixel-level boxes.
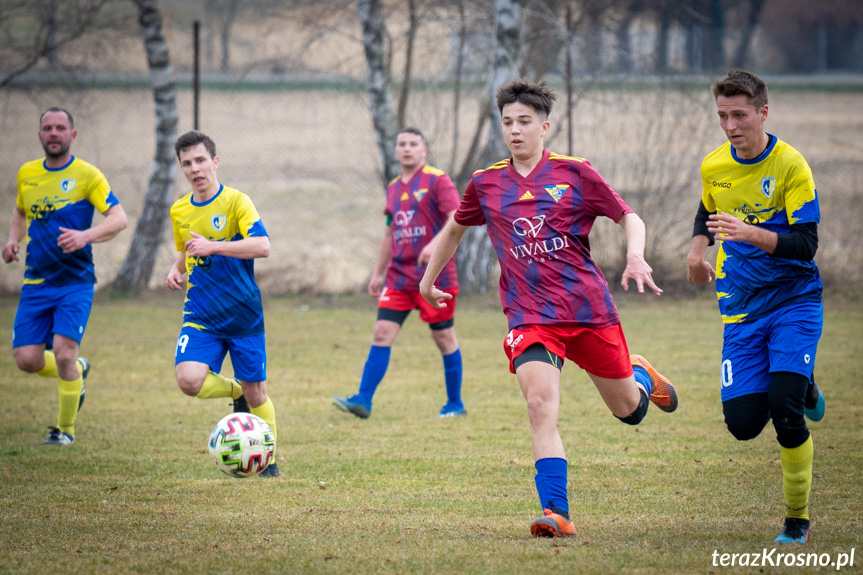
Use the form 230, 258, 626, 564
208, 412, 275, 477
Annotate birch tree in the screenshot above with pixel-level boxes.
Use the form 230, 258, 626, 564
356, 0, 400, 184
112, 0, 178, 292
455, 0, 524, 293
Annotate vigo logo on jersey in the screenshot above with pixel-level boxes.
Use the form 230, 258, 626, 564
509, 215, 570, 262
393, 209, 426, 243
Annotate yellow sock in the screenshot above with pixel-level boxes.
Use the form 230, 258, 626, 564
37, 350, 58, 378
781, 435, 814, 520
57, 376, 83, 437
196, 371, 243, 400
250, 398, 277, 446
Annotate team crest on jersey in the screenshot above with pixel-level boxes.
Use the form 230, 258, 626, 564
60, 179, 76, 193
400, 192, 409, 201
211, 214, 227, 232
413, 189, 428, 202
760, 177, 776, 199
518, 190, 535, 201
544, 184, 569, 202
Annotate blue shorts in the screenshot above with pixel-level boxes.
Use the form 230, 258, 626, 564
720, 301, 822, 401
12, 282, 94, 348
174, 326, 267, 383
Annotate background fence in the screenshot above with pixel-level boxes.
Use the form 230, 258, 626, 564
1, 0, 861, 295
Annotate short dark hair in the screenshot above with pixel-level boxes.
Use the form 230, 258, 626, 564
712, 69, 768, 110
397, 127, 426, 145
40, 108, 74, 129
496, 79, 557, 118
174, 130, 216, 159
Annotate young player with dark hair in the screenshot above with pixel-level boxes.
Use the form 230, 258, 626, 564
420, 79, 677, 538
687, 69, 825, 543
166, 130, 280, 477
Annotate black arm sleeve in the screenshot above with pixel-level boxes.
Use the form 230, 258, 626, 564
772, 222, 818, 261
692, 201, 715, 246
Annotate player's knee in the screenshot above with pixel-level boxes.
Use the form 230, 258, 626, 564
176, 373, 204, 397
14, 355, 41, 373
616, 390, 648, 426
725, 418, 765, 441
768, 371, 810, 449
723, 393, 769, 441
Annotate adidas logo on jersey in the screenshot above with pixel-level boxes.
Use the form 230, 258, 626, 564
519, 190, 535, 201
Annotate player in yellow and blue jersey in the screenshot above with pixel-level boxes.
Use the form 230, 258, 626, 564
166, 130, 279, 477
3, 108, 127, 446
687, 70, 825, 544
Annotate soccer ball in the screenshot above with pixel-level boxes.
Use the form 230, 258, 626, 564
208, 412, 275, 477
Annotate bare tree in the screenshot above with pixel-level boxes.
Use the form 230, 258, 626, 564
454, 0, 525, 294
0, 0, 110, 88
730, 0, 766, 68
112, 0, 178, 293
356, 0, 400, 184
395, 0, 418, 129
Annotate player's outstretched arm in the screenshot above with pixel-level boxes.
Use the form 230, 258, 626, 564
419, 219, 468, 309
618, 212, 662, 296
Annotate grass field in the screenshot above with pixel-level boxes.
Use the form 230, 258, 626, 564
0, 293, 860, 574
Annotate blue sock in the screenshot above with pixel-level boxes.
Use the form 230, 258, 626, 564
357, 345, 391, 404
534, 457, 569, 515
633, 365, 652, 396
442, 349, 463, 406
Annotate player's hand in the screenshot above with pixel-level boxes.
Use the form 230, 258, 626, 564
185, 232, 214, 257
166, 266, 185, 290
621, 253, 662, 296
368, 275, 383, 298
57, 227, 90, 254
420, 282, 451, 309
687, 259, 715, 284
707, 212, 750, 243
2, 241, 19, 263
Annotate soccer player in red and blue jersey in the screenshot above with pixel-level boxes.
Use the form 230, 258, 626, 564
166, 130, 280, 477
687, 70, 824, 544
333, 128, 466, 419
420, 80, 677, 538
3, 108, 127, 446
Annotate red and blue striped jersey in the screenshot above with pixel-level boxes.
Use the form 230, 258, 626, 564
455, 149, 631, 330
385, 164, 460, 291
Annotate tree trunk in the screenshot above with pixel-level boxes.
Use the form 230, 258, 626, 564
456, 0, 523, 294
396, 0, 418, 130
449, 0, 466, 173
356, 0, 400, 185
730, 0, 766, 68
112, 0, 178, 293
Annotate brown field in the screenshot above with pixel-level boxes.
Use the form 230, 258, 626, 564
1, 85, 861, 295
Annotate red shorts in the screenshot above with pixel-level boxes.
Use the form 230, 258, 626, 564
503, 323, 632, 378
378, 287, 458, 325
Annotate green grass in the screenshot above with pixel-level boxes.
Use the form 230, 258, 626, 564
0, 293, 860, 574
